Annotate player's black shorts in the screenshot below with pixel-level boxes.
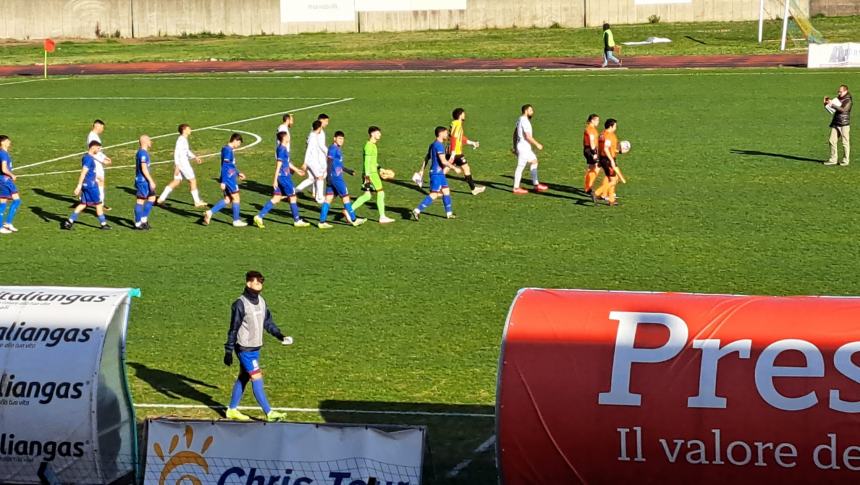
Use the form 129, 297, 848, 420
584, 148, 598, 165
599, 157, 616, 177
452, 155, 468, 167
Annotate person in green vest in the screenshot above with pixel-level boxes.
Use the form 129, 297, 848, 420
602, 23, 622, 68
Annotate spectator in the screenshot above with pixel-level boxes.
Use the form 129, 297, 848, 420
824, 84, 851, 166
602, 23, 622, 68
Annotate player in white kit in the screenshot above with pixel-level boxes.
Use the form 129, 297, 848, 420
86, 120, 112, 210
277, 113, 293, 147
156, 124, 207, 208
295, 114, 329, 204
512, 104, 548, 195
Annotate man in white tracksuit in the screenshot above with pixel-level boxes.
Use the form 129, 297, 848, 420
295, 114, 329, 204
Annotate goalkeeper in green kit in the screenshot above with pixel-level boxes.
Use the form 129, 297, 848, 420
352, 126, 395, 224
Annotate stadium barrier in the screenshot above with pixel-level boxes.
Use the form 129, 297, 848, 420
0, 286, 139, 484
143, 419, 426, 485
808, 42, 860, 68
496, 289, 860, 484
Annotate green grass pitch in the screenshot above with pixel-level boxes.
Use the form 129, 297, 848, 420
2, 68, 859, 483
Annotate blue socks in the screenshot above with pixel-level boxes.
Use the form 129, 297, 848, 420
345, 202, 356, 221
210, 199, 227, 214
97, 214, 107, 225
251, 378, 272, 415
229, 378, 246, 409
320, 202, 330, 222
143, 200, 153, 219
443, 194, 452, 214
259, 200, 301, 222
229, 374, 271, 414
0, 202, 6, 225
69, 212, 79, 222
5, 199, 17, 222
417, 195, 434, 212
134, 204, 143, 224
232, 203, 241, 222
259, 201, 274, 218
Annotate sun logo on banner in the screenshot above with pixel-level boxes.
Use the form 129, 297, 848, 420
152, 425, 214, 485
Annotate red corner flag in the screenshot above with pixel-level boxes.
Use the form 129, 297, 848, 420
44, 39, 55, 53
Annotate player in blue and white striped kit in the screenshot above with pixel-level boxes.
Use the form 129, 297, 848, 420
318, 131, 367, 229
223, 271, 291, 422
253, 131, 310, 228
61, 140, 111, 230
133, 135, 156, 230
0, 135, 21, 234
203, 133, 247, 227
412, 126, 461, 221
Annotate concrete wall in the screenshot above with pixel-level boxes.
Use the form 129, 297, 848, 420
356, 0, 807, 32
0, 0, 820, 40
0, 0, 130, 39
811, 0, 860, 16
357, 0, 586, 32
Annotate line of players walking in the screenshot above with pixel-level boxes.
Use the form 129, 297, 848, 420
0, 105, 628, 233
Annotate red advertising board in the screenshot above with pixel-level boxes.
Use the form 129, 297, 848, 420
497, 289, 860, 484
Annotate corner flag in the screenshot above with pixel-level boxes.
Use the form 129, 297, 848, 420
43, 39, 55, 79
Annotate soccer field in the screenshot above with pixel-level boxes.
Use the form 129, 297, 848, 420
2, 68, 859, 483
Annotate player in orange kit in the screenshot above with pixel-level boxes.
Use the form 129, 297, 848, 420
593, 118, 625, 206
582, 114, 601, 195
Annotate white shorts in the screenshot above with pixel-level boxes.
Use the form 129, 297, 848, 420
517, 144, 537, 164
306, 160, 327, 179
94, 161, 105, 179
175, 161, 196, 180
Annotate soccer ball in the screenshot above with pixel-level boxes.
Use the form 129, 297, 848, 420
620, 140, 631, 154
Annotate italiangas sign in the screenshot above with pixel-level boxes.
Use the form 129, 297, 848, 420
0, 287, 138, 484
808, 43, 860, 68
496, 289, 860, 484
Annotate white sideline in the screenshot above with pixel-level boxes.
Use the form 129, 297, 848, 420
0, 96, 341, 101
0, 79, 44, 87
134, 402, 495, 418
447, 435, 496, 478
16, 127, 262, 178
15, 97, 354, 172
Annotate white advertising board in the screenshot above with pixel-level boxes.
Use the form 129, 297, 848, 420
280, 0, 357, 23
634, 0, 691, 4
144, 419, 425, 485
280, 0, 468, 23
808, 42, 860, 68
0, 287, 138, 484
355, 0, 467, 11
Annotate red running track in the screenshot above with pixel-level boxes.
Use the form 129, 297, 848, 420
0, 53, 807, 77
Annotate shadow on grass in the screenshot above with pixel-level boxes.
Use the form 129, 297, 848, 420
730, 149, 823, 164
128, 362, 226, 417
116, 186, 204, 221
30, 206, 70, 225
32, 188, 135, 228
33, 187, 79, 206
319, 400, 496, 485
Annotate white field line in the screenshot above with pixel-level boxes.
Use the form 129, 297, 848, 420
0, 96, 340, 101
15, 97, 354, 172
17, 128, 262, 178
134, 402, 496, 418
447, 435, 496, 478
0, 79, 45, 87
